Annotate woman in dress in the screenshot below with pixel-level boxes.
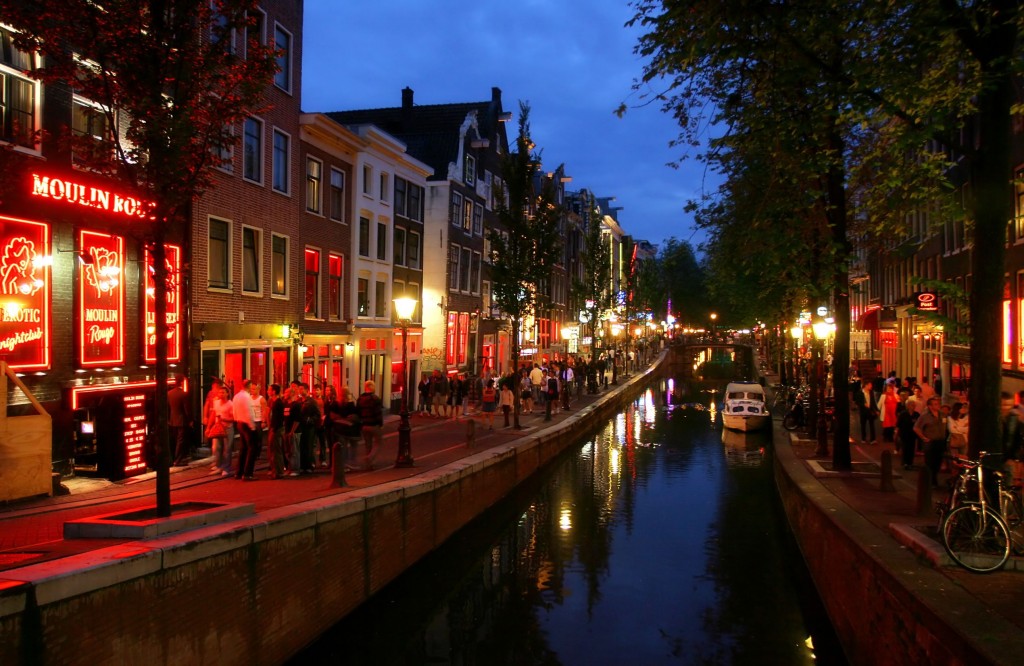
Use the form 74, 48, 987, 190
947, 401, 969, 460
878, 383, 899, 444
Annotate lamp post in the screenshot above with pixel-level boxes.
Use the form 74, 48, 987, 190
394, 297, 417, 468
790, 325, 803, 385
611, 324, 622, 385
812, 316, 831, 458
710, 312, 718, 340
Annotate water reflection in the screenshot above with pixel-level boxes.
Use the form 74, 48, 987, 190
293, 378, 845, 665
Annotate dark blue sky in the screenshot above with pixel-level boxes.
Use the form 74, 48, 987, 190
301, 0, 715, 251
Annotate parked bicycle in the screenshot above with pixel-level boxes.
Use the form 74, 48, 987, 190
937, 452, 1023, 573
781, 388, 835, 433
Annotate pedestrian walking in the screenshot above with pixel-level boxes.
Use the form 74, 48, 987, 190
233, 379, 257, 480
357, 380, 384, 470
480, 379, 497, 429
499, 380, 514, 428
265, 383, 286, 479
913, 397, 947, 487
168, 376, 192, 466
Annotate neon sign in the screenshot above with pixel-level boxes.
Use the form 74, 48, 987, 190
78, 230, 124, 367
143, 245, 181, 363
30, 173, 155, 220
0, 215, 51, 370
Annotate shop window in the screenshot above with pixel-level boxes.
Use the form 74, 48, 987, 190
446, 312, 457, 366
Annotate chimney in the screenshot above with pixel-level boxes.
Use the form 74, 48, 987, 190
402, 87, 414, 131
491, 86, 502, 105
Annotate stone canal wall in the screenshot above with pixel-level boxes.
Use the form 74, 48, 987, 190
773, 427, 1016, 666
0, 371, 654, 666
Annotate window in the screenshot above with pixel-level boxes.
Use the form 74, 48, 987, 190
449, 244, 460, 290
329, 254, 343, 320
464, 154, 476, 185
357, 277, 369, 316
408, 282, 420, 321
471, 251, 481, 294
213, 123, 233, 172
394, 177, 406, 215
408, 181, 423, 221
451, 192, 463, 226
459, 247, 471, 291
243, 117, 262, 182
0, 27, 36, 148
462, 197, 473, 231
71, 97, 110, 166
379, 172, 389, 203
1016, 169, 1024, 243
243, 8, 266, 59
329, 168, 345, 222
375, 280, 387, 318
271, 234, 287, 296
472, 203, 483, 235
376, 222, 387, 261
359, 216, 370, 256
241, 226, 261, 293
210, 1, 235, 52
305, 157, 322, 213
394, 227, 407, 266
304, 248, 320, 317
272, 128, 289, 193
274, 24, 292, 92
362, 164, 372, 195
208, 218, 230, 289
408, 231, 421, 269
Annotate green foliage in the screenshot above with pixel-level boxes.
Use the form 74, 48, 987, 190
572, 198, 612, 326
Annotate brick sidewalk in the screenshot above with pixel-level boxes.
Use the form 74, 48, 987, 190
0, 383, 611, 572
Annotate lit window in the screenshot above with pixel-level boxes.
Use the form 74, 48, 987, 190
304, 248, 320, 317
306, 157, 322, 213
329, 254, 343, 320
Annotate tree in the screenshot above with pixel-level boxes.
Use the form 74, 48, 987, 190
626, 0, 1023, 466
488, 102, 563, 429
8, 0, 279, 516
572, 198, 612, 352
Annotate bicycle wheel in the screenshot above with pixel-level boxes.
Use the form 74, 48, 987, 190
942, 504, 1011, 573
782, 413, 799, 431
1000, 492, 1024, 556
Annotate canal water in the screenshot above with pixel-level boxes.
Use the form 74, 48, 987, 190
291, 379, 847, 665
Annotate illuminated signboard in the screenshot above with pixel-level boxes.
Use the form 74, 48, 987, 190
122, 392, 148, 476
30, 173, 156, 220
78, 230, 124, 367
915, 291, 939, 312
143, 245, 181, 363
0, 215, 51, 370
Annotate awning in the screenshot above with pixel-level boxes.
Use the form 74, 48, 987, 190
856, 308, 879, 331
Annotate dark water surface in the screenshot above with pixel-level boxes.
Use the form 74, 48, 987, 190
292, 379, 846, 665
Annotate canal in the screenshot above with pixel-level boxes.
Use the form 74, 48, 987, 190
291, 378, 847, 664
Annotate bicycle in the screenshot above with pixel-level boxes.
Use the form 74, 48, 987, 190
938, 453, 1014, 573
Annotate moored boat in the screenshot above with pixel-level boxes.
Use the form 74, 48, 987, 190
721, 381, 770, 432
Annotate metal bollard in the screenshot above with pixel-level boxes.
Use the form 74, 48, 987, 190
466, 418, 476, 447
915, 466, 933, 517
329, 442, 347, 488
879, 449, 895, 492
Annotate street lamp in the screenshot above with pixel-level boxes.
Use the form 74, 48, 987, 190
394, 297, 417, 468
812, 316, 831, 458
611, 324, 622, 385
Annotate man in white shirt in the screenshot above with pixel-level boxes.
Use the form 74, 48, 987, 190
232, 379, 257, 480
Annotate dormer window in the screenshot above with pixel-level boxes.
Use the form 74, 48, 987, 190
464, 154, 476, 186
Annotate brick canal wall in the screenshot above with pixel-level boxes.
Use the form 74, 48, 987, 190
773, 428, 1019, 666
0, 371, 654, 666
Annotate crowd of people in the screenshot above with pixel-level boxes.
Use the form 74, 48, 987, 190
183, 350, 645, 477
848, 370, 1024, 489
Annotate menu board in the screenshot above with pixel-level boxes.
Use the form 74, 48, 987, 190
122, 392, 148, 476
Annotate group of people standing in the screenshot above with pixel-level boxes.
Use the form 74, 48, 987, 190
850, 372, 986, 488
201, 377, 385, 479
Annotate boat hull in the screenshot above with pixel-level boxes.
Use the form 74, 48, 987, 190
722, 413, 771, 432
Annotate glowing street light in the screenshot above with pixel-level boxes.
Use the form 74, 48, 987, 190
393, 297, 417, 468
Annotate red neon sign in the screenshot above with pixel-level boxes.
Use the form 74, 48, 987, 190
30, 173, 156, 220
0, 215, 51, 370
143, 245, 181, 363
78, 230, 124, 367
